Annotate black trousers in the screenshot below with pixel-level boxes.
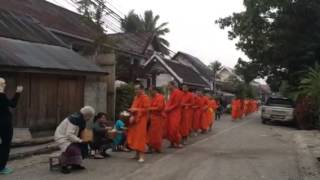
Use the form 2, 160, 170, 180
0, 122, 13, 170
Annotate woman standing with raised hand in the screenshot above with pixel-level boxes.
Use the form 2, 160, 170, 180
0, 77, 23, 175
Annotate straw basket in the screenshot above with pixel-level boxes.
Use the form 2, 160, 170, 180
80, 129, 93, 142
107, 129, 117, 140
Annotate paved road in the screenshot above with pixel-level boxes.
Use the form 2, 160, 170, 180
5, 113, 306, 180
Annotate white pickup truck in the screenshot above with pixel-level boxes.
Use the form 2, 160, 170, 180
261, 97, 295, 124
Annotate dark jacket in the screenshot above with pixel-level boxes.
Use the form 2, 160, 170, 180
0, 93, 20, 126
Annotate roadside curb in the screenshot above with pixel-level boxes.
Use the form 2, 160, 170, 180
294, 132, 320, 180
9, 143, 59, 161
11, 137, 54, 148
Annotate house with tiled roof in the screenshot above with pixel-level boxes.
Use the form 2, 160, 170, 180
143, 54, 211, 89
0, 0, 159, 77
0, 9, 108, 134
0, 0, 162, 118
172, 52, 214, 90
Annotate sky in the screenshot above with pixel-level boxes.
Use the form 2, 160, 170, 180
48, 0, 247, 68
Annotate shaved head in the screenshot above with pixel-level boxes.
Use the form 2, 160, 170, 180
168, 81, 177, 87
134, 83, 144, 95
0, 77, 6, 89
167, 81, 178, 92
182, 84, 189, 92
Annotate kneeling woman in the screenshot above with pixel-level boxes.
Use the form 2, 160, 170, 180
54, 106, 95, 174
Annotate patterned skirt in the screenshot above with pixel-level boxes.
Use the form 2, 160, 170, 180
60, 143, 82, 166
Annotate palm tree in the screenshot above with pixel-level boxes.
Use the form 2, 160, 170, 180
142, 10, 170, 55
121, 10, 170, 55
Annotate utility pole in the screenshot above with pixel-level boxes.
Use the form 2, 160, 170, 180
213, 71, 217, 95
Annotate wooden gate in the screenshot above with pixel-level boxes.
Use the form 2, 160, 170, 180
57, 77, 84, 123
0, 72, 85, 132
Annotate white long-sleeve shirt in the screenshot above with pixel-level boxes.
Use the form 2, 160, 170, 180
54, 118, 82, 153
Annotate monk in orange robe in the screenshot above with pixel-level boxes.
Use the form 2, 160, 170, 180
192, 91, 202, 135
147, 87, 165, 153
239, 99, 245, 119
128, 84, 150, 163
165, 81, 183, 148
162, 112, 168, 139
231, 99, 241, 121
254, 100, 259, 112
208, 96, 218, 130
249, 100, 254, 114
188, 92, 196, 135
244, 99, 249, 116
200, 92, 210, 132
180, 85, 194, 144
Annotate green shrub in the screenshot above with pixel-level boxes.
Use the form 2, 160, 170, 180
225, 104, 232, 114
296, 63, 320, 129
115, 83, 135, 120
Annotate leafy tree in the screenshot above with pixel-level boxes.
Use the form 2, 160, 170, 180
76, 0, 93, 20
75, 0, 109, 52
208, 60, 222, 75
208, 60, 222, 92
115, 83, 135, 119
234, 58, 259, 84
121, 10, 170, 55
216, 0, 320, 90
121, 10, 144, 33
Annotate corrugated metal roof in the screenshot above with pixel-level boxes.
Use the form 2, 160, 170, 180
0, 8, 65, 46
173, 52, 213, 81
164, 60, 208, 87
107, 32, 154, 56
0, 37, 106, 74
144, 55, 209, 88
0, 0, 97, 40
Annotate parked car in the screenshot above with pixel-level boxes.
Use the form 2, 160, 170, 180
261, 97, 295, 124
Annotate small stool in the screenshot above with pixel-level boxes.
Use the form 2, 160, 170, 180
49, 152, 61, 171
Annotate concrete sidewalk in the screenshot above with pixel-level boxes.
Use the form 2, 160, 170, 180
294, 130, 320, 180
10, 142, 58, 160
9, 129, 57, 160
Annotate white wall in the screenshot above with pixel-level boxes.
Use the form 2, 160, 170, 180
156, 73, 174, 87
218, 69, 233, 82
84, 76, 107, 113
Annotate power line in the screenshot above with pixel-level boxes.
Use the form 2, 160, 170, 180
105, 0, 125, 17
104, 17, 122, 30
65, 0, 152, 47
69, 0, 123, 28
61, 0, 79, 11
106, 0, 126, 16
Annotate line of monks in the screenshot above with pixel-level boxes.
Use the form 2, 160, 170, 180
127, 82, 219, 163
231, 98, 259, 121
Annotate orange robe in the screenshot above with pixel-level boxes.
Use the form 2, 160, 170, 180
165, 88, 183, 144
244, 100, 249, 116
249, 100, 253, 113
162, 113, 168, 139
200, 96, 210, 131
193, 95, 202, 131
208, 99, 218, 128
127, 93, 150, 152
148, 93, 165, 151
231, 99, 241, 120
239, 100, 244, 118
189, 92, 195, 134
180, 91, 194, 137
254, 100, 259, 112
